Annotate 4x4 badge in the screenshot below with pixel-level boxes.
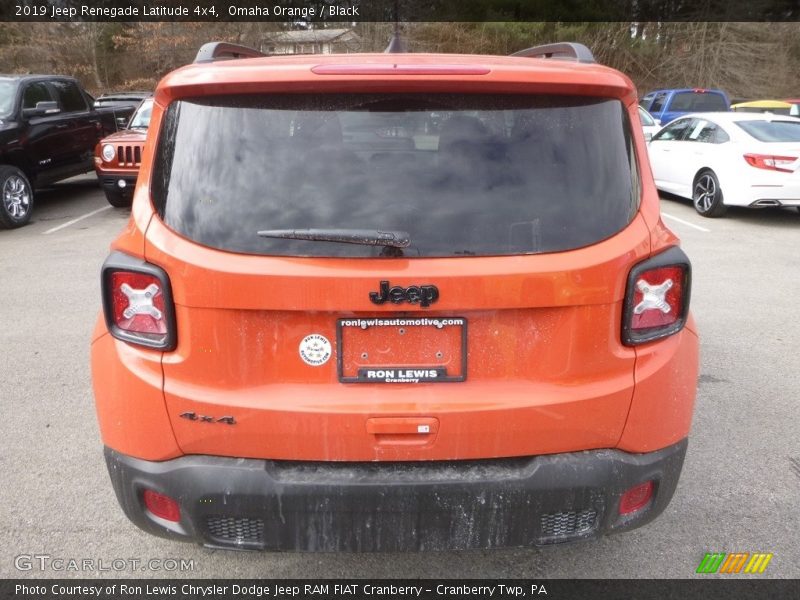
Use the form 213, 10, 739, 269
369, 280, 439, 308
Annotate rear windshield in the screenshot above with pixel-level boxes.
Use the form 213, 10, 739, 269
152, 94, 638, 258
735, 120, 800, 142
669, 92, 728, 112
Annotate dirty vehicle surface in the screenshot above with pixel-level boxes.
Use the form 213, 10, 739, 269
94, 97, 153, 207
91, 42, 699, 551
0, 74, 121, 228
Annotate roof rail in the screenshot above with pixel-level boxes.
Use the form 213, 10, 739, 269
510, 42, 595, 64
194, 42, 266, 64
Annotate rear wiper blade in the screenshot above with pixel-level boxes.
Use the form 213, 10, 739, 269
257, 228, 411, 248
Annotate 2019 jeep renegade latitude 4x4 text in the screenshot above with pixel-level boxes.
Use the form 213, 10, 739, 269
91, 41, 699, 551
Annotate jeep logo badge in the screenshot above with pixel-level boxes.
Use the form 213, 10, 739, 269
369, 280, 439, 308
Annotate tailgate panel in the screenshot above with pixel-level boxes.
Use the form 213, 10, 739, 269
162, 304, 635, 461
150, 215, 652, 461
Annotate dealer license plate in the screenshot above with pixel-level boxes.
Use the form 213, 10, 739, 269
337, 317, 467, 383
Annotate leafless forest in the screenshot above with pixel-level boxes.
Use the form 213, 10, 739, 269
1, 22, 798, 101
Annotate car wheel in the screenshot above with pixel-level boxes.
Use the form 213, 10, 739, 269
0, 166, 34, 228
692, 170, 727, 218
104, 189, 132, 208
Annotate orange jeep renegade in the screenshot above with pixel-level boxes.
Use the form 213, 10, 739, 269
91, 41, 699, 551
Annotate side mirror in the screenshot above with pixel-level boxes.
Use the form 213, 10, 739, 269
116, 116, 128, 128
643, 132, 653, 142
22, 101, 60, 118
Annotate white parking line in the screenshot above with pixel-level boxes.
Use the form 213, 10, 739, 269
42, 206, 112, 235
661, 212, 711, 233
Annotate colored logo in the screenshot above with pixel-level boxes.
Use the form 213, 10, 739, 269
696, 552, 773, 574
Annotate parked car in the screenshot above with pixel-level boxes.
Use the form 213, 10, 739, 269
94, 91, 152, 127
640, 88, 730, 125
639, 106, 661, 141
647, 112, 800, 217
91, 41, 698, 551
94, 97, 153, 207
731, 99, 797, 116
0, 74, 121, 228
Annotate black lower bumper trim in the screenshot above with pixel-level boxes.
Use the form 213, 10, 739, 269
100, 175, 136, 194
104, 440, 687, 552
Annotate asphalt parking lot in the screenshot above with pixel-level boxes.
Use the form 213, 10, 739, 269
1, 174, 798, 579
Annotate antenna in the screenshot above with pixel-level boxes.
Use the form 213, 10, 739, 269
384, 0, 407, 53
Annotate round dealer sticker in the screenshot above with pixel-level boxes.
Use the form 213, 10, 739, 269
299, 334, 332, 366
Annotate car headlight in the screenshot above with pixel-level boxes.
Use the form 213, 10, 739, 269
101, 144, 116, 162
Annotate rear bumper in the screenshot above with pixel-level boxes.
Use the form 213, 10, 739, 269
105, 439, 687, 552
746, 194, 800, 208
730, 180, 800, 207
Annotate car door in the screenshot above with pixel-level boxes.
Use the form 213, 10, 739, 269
647, 92, 669, 124
647, 117, 694, 196
679, 118, 730, 197
19, 80, 72, 183
45, 79, 97, 176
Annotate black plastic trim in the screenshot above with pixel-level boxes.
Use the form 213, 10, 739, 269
100, 251, 177, 351
511, 42, 596, 64
194, 41, 265, 63
622, 245, 692, 346
101, 175, 137, 194
103, 439, 688, 552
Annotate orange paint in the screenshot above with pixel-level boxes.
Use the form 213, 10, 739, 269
92, 51, 697, 466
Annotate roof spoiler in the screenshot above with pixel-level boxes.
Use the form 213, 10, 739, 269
510, 42, 595, 64
194, 42, 265, 63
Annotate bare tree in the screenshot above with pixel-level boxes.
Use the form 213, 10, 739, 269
0, 22, 798, 99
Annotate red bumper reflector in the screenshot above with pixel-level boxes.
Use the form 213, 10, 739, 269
143, 490, 181, 522
619, 480, 655, 515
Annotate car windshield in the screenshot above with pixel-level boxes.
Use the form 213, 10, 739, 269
639, 107, 656, 126
735, 119, 800, 142
0, 80, 18, 118
670, 92, 728, 112
128, 98, 153, 129
152, 93, 638, 258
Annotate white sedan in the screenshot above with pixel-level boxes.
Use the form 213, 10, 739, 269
647, 112, 800, 217
639, 106, 661, 141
